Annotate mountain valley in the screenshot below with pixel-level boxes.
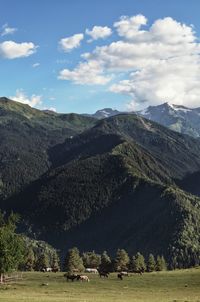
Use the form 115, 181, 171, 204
0, 97, 200, 268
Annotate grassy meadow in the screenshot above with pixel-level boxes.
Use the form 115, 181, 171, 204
0, 268, 200, 302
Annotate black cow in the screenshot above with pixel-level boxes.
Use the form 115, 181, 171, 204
64, 273, 78, 282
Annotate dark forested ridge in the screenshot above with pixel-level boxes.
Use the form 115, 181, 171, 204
0, 97, 96, 198
1, 98, 200, 269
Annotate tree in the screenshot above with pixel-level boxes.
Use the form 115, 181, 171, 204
156, 255, 167, 271
160, 255, 167, 270
52, 251, 60, 272
35, 253, 49, 271
82, 251, 101, 268
99, 251, 111, 272
147, 253, 156, 272
64, 247, 84, 273
130, 252, 146, 272
25, 248, 35, 271
115, 249, 130, 271
0, 212, 25, 283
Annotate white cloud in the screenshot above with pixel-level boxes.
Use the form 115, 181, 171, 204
59, 33, 84, 52
58, 15, 200, 109
0, 41, 37, 59
114, 14, 147, 40
112, 55, 200, 110
109, 16, 200, 109
32, 62, 40, 68
10, 90, 42, 107
1, 23, 17, 36
58, 60, 111, 85
86, 26, 112, 42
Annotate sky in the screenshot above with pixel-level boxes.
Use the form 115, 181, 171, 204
0, 0, 200, 113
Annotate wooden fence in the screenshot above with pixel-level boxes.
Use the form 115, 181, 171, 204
1, 273, 23, 283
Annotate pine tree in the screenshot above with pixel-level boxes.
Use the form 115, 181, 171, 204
115, 249, 130, 271
52, 252, 60, 272
82, 251, 101, 268
25, 248, 35, 271
99, 251, 111, 272
156, 255, 167, 271
0, 212, 25, 283
130, 252, 146, 272
147, 253, 156, 272
161, 255, 167, 270
35, 253, 49, 271
130, 256, 138, 272
64, 247, 85, 273
156, 255, 162, 271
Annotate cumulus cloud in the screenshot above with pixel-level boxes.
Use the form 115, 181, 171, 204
114, 14, 147, 40
10, 90, 42, 107
0, 41, 37, 59
58, 60, 111, 85
59, 33, 84, 52
110, 55, 200, 110
1, 23, 17, 36
86, 26, 112, 42
58, 15, 200, 109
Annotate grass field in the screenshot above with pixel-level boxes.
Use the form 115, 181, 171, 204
0, 268, 200, 302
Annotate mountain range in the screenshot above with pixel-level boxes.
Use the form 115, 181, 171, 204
0, 97, 200, 268
87, 103, 200, 138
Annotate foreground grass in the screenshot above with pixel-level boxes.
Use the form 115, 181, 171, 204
0, 268, 200, 302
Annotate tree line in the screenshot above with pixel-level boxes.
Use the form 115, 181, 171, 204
0, 211, 199, 282
64, 247, 167, 273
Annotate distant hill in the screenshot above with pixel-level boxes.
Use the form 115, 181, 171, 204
84, 108, 122, 119
1, 107, 200, 268
85, 103, 200, 139
137, 102, 200, 138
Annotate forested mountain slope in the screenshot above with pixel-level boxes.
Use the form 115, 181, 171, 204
1, 110, 200, 267
0, 97, 96, 198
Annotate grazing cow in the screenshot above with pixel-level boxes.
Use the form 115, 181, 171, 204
77, 275, 90, 282
42, 267, 52, 272
97, 269, 109, 278
85, 268, 98, 274
64, 273, 78, 282
98, 271, 109, 278
117, 273, 123, 280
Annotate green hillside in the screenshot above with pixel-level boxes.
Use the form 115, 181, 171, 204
1, 99, 200, 268
0, 97, 96, 198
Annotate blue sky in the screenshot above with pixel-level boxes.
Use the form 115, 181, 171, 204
0, 0, 200, 113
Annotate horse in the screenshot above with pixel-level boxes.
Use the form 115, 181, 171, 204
98, 270, 109, 278
117, 273, 123, 280
99, 271, 109, 278
77, 275, 90, 282
85, 268, 98, 274
64, 273, 78, 282
41, 267, 52, 272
